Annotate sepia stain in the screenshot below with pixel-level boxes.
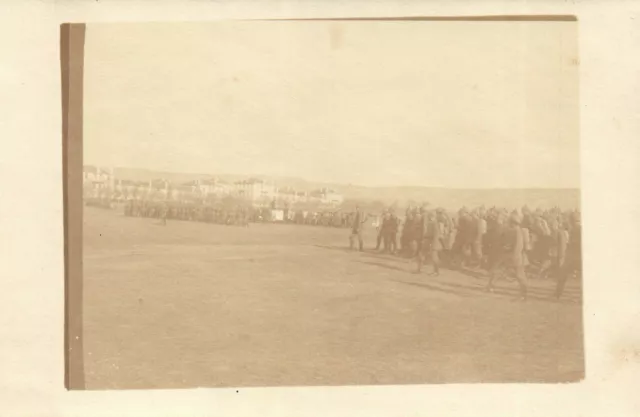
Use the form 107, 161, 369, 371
330, 23, 345, 50
618, 347, 640, 363
611, 335, 640, 371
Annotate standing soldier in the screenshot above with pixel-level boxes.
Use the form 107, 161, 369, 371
411, 206, 427, 264
468, 208, 485, 268
375, 210, 386, 251
400, 208, 415, 256
160, 201, 168, 226
416, 210, 443, 276
536, 215, 559, 280
125, 198, 133, 217
387, 211, 399, 254
485, 211, 528, 301
555, 211, 582, 299
452, 207, 473, 268
349, 206, 368, 252
484, 211, 506, 287
437, 208, 455, 267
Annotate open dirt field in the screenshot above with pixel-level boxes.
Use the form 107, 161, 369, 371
82, 207, 584, 389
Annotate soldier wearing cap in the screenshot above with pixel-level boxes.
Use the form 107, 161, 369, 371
468, 207, 485, 268
416, 209, 443, 276
485, 210, 528, 301
375, 209, 387, 251
555, 211, 582, 299
401, 207, 417, 257
349, 205, 368, 251
451, 206, 473, 268
382, 210, 399, 254
160, 200, 169, 226
411, 206, 427, 259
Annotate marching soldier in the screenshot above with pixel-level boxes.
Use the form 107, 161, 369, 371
555, 212, 582, 299
349, 206, 368, 252
485, 211, 528, 301
416, 210, 443, 276
160, 201, 168, 226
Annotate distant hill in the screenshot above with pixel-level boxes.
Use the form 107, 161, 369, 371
110, 167, 581, 210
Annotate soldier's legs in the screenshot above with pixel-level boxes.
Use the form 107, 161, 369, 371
514, 265, 528, 299
451, 238, 465, 268
383, 233, 391, 252
376, 231, 383, 250
537, 258, 552, 280
555, 264, 569, 299
485, 255, 503, 291
415, 250, 423, 273
472, 241, 483, 267
414, 240, 424, 272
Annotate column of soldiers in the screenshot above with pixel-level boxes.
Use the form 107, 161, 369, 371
349, 204, 582, 302
123, 200, 252, 226
119, 199, 359, 229
89, 189, 581, 300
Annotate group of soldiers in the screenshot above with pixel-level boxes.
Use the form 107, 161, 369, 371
88, 195, 362, 229
109, 198, 358, 229
88, 194, 581, 301
349, 204, 582, 301
122, 199, 260, 226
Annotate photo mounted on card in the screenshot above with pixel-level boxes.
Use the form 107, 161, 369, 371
61, 17, 583, 390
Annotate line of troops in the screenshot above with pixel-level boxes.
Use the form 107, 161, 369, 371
116, 198, 365, 228
89, 195, 580, 300
123, 200, 255, 226
349, 204, 582, 301
86, 195, 364, 228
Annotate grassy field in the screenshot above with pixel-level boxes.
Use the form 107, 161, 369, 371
82, 207, 584, 389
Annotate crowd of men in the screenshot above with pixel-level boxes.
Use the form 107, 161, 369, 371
349, 204, 582, 301
86, 194, 581, 301
86, 195, 363, 228
86, 196, 361, 228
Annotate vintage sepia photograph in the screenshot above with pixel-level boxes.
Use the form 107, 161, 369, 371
64, 18, 583, 390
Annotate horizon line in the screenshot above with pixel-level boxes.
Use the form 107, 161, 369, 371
83, 164, 581, 191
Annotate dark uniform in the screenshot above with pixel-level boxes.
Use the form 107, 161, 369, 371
349, 209, 367, 251
555, 223, 580, 299
383, 214, 399, 254
486, 213, 528, 300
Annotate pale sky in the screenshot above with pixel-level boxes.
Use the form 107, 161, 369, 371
83, 21, 579, 189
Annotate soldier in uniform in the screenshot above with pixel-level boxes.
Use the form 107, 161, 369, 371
485, 211, 528, 301
124, 198, 133, 217
452, 207, 473, 268
385, 212, 399, 254
400, 208, 415, 256
555, 211, 582, 299
349, 206, 368, 251
411, 206, 426, 263
416, 210, 443, 276
160, 201, 168, 226
375, 210, 386, 251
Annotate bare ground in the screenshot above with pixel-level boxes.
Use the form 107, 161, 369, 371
82, 207, 584, 389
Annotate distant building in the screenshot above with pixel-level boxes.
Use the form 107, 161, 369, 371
276, 187, 307, 204
182, 178, 232, 197
234, 178, 277, 206
83, 165, 112, 189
